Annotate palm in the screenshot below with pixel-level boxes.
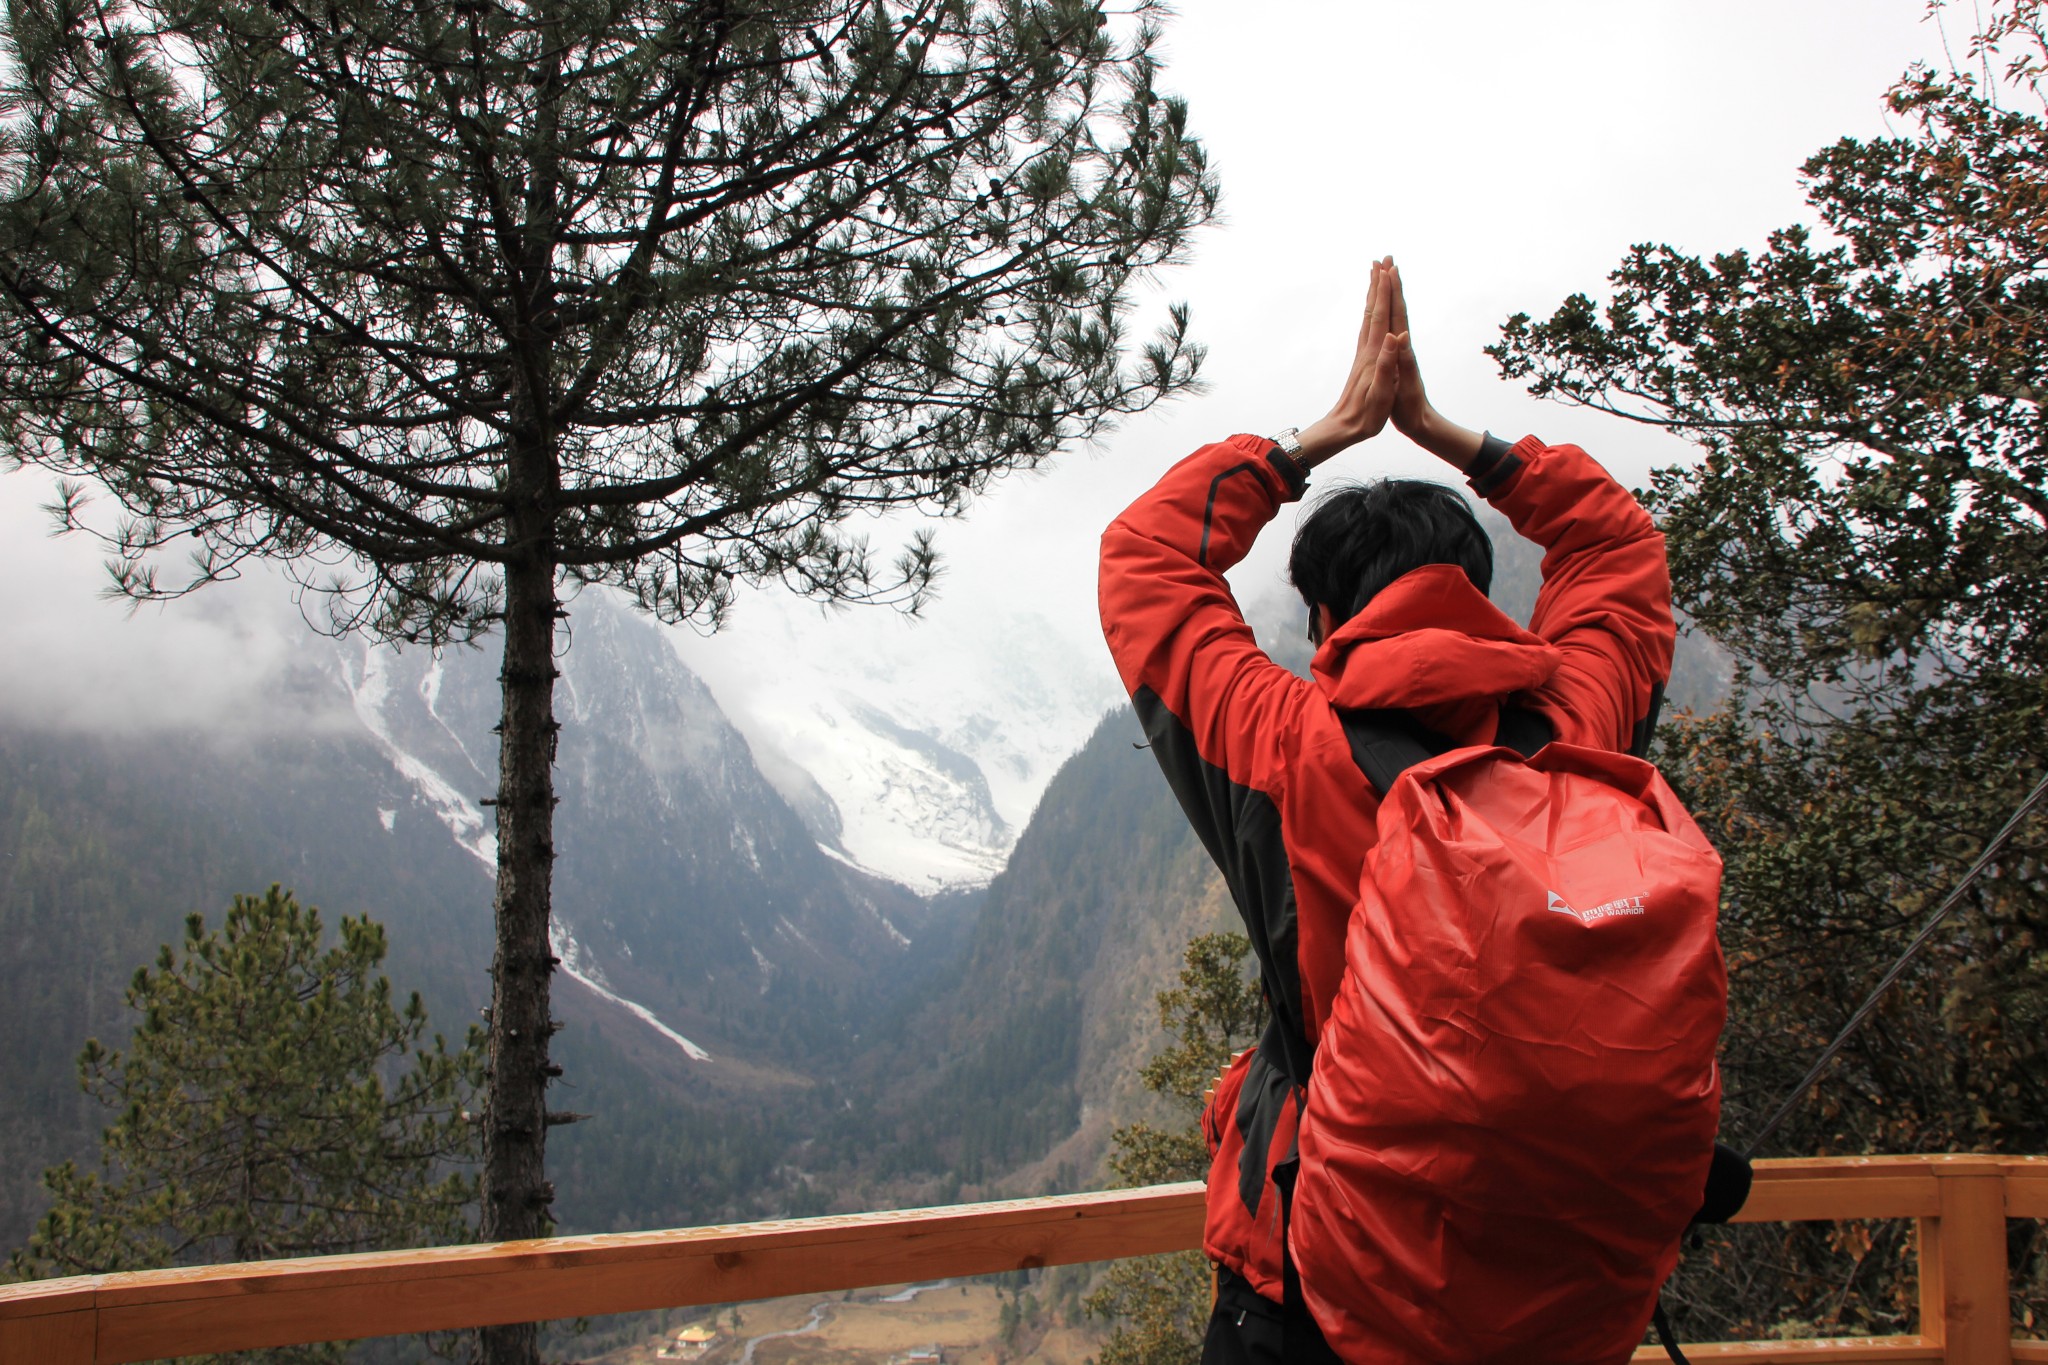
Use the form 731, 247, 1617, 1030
1317, 259, 1405, 448
1388, 265, 1432, 435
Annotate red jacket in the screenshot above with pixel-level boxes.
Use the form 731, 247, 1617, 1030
1097, 432, 1676, 1304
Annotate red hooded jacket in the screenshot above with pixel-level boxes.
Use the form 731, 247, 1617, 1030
1097, 432, 1677, 1310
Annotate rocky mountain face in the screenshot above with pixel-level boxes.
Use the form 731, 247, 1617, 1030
819, 705, 1238, 1205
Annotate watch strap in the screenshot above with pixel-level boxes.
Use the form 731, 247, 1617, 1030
1269, 427, 1312, 482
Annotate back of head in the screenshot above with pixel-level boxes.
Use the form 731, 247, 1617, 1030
1289, 479, 1494, 629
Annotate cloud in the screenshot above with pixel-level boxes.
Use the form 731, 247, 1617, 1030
0, 470, 347, 734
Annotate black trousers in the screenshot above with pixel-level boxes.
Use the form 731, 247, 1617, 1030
1201, 1266, 1345, 1365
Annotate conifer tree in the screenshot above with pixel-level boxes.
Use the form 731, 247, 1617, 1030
0, 5, 1215, 1353
1489, 0, 2048, 1336
7, 887, 479, 1362
1089, 932, 1262, 1365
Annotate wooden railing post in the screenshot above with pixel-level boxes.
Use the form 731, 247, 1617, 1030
1929, 1158, 2010, 1364
1919, 1206, 1947, 1354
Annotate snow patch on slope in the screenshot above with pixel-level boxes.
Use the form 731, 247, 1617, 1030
754, 693, 1009, 892
552, 921, 712, 1062
342, 647, 499, 866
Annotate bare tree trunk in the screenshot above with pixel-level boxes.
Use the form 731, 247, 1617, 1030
483, 34, 570, 1358
478, 543, 560, 1365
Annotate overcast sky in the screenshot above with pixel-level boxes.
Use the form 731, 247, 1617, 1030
0, 0, 1966, 734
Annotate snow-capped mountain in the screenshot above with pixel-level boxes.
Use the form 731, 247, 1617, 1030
672, 597, 1125, 893
332, 591, 953, 1067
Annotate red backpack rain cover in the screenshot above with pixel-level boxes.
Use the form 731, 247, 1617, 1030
1291, 737, 1726, 1365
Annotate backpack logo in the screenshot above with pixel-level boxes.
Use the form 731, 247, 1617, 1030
1546, 890, 1648, 923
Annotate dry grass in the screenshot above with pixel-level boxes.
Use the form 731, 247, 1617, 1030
592, 1281, 1106, 1365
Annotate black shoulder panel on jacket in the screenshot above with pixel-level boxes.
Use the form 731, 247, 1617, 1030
1132, 686, 1309, 1056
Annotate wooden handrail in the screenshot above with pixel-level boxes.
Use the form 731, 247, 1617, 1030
2, 1156, 2043, 1364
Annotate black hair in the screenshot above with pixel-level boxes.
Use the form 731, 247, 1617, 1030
1288, 478, 1494, 629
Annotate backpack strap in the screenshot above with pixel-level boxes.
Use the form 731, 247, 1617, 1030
1337, 709, 1454, 798
1653, 1299, 1691, 1364
1629, 679, 1667, 761
1339, 705, 1553, 797
1654, 1143, 1755, 1363
1496, 703, 1555, 760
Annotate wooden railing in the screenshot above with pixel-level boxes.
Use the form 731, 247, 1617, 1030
1, 1154, 2043, 1364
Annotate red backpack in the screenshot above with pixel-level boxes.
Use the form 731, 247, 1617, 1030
1290, 710, 1726, 1365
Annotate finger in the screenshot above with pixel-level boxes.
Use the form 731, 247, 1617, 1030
1364, 263, 1392, 356
1387, 268, 1422, 394
1357, 262, 1383, 353
1397, 316, 1422, 382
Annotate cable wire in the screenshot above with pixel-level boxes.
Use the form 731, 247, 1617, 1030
1741, 770, 2048, 1160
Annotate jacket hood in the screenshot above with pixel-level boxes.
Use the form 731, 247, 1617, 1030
1311, 563, 1562, 710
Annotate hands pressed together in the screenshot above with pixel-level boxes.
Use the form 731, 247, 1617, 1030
1291, 258, 1484, 473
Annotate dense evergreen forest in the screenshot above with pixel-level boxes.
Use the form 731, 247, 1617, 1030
0, 719, 846, 1249
0, 724, 489, 1250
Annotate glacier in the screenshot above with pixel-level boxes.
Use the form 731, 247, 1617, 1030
673, 597, 1122, 893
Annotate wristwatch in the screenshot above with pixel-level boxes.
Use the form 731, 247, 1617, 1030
1270, 427, 1311, 479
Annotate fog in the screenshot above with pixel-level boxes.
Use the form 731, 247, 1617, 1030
0, 480, 356, 732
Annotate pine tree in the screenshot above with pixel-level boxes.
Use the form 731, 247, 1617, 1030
1488, 0, 2048, 1337
0, 5, 1216, 1355
1088, 931, 1263, 1365
7, 887, 480, 1362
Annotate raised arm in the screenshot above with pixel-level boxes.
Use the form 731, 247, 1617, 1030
1483, 439, 1675, 753
1098, 267, 1408, 1046
1099, 264, 1408, 800
1383, 264, 1673, 751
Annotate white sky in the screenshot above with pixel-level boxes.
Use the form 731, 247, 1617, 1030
950, 0, 1964, 606
0, 0, 1965, 732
